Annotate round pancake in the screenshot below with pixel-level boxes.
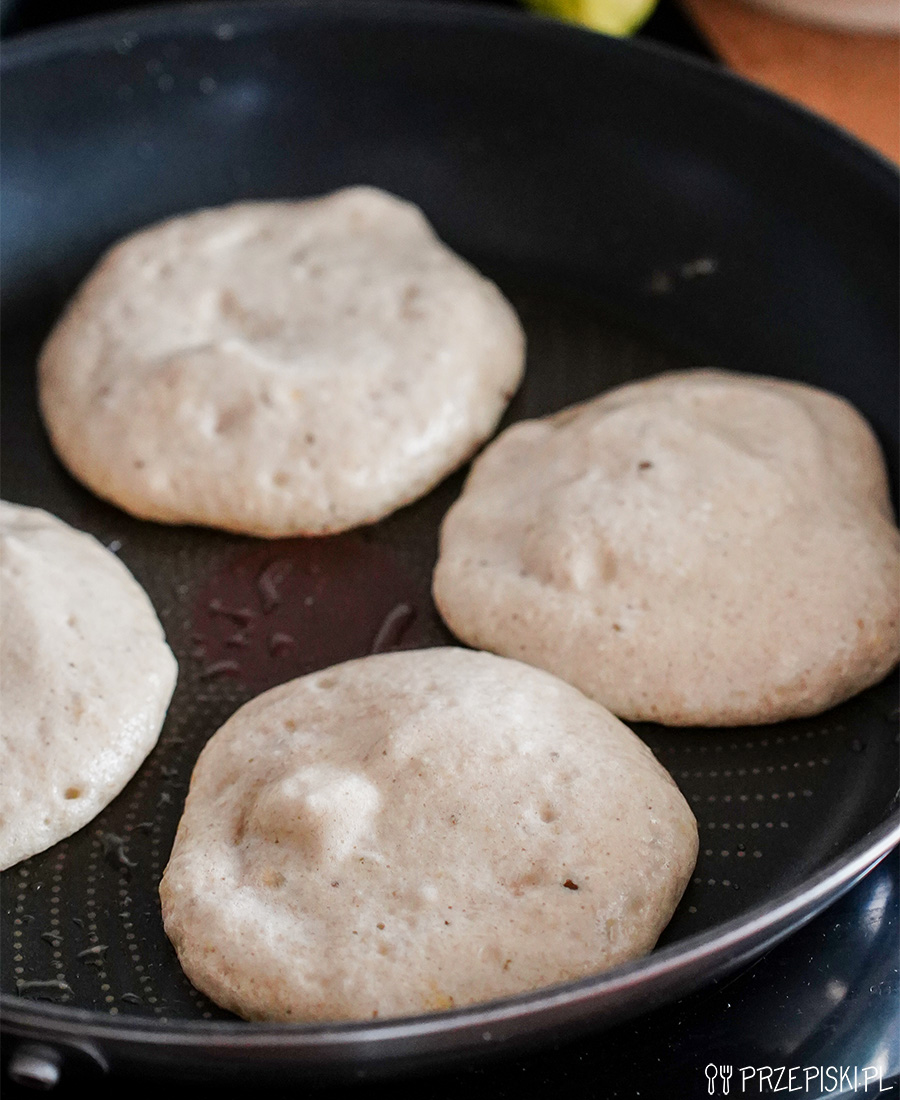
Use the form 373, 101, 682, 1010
159, 648, 697, 1022
0, 502, 178, 870
38, 186, 525, 537
433, 369, 900, 726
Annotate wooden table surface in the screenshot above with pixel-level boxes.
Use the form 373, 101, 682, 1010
680, 0, 899, 163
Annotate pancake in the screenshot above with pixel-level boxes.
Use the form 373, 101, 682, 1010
0, 501, 177, 869
38, 186, 525, 536
432, 369, 900, 725
159, 647, 697, 1022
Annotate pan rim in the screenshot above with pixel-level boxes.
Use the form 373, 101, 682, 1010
0, 0, 898, 190
1, 0, 898, 1061
3, 812, 897, 1047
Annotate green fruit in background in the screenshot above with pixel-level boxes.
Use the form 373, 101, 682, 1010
522, 0, 658, 35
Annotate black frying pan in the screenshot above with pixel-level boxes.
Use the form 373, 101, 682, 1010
1, 0, 898, 1087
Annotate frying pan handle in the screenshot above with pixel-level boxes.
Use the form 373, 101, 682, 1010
7, 1043, 61, 1089
6, 1038, 108, 1090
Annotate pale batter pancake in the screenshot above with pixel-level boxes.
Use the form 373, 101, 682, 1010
0, 502, 177, 869
159, 647, 697, 1022
433, 370, 900, 725
38, 186, 525, 536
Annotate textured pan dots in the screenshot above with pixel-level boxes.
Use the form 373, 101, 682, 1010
2, 287, 896, 1023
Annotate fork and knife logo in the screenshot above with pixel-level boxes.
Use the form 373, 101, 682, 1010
706, 1065, 734, 1094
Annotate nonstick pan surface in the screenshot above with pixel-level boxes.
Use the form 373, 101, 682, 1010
1, 0, 898, 1085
